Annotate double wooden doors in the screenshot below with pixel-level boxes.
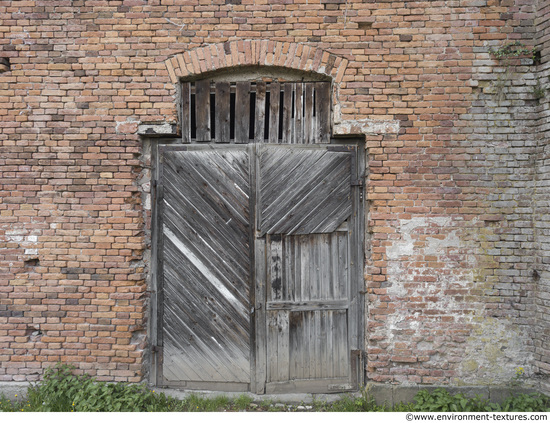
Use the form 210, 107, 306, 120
155, 142, 364, 393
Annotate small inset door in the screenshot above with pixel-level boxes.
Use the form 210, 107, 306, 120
254, 145, 362, 394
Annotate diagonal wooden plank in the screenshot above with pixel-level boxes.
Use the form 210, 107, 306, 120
259, 149, 352, 235
163, 177, 251, 276
160, 146, 253, 385
259, 147, 332, 215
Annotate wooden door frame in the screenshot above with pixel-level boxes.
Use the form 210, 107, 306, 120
148, 139, 365, 393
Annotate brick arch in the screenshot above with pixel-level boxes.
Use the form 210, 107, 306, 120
164, 40, 349, 84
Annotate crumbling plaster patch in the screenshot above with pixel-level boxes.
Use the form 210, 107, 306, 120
380, 216, 533, 385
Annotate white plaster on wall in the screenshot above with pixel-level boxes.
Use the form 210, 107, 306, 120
333, 119, 400, 136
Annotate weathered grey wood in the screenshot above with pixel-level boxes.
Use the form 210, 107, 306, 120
315, 82, 330, 143
304, 83, 314, 144
159, 146, 252, 385
268, 82, 280, 143
195, 80, 211, 141
282, 83, 293, 143
181, 80, 330, 146
164, 380, 249, 392
254, 237, 267, 394
265, 377, 353, 394
181, 83, 191, 143
277, 311, 290, 382
268, 235, 283, 301
295, 83, 303, 144
267, 311, 277, 382
266, 299, 348, 311
156, 140, 363, 393
235, 81, 251, 143
254, 81, 266, 143
259, 145, 352, 235
216, 82, 231, 143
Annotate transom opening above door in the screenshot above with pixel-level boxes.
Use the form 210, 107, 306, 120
181, 80, 331, 144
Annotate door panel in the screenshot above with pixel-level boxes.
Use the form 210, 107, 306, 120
258, 145, 352, 235
158, 146, 252, 388
257, 144, 357, 393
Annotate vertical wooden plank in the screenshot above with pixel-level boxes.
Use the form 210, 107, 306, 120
268, 82, 280, 143
255, 81, 266, 143
304, 83, 314, 144
330, 233, 339, 300
308, 311, 316, 378
267, 311, 278, 382
315, 82, 331, 143
303, 311, 310, 379
195, 80, 211, 141
154, 146, 166, 384
282, 83, 293, 144
326, 310, 334, 378
310, 236, 319, 300
181, 82, 191, 143
350, 144, 365, 352
293, 237, 301, 302
295, 83, 303, 144
215, 82, 231, 143
277, 311, 290, 382
336, 311, 349, 377
314, 311, 321, 378
254, 237, 267, 393
320, 310, 327, 378
269, 235, 283, 301
338, 232, 349, 299
235, 81, 251, 143
300, 236, 310, 301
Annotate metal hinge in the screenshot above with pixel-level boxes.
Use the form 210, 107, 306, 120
351, 179, 363, 187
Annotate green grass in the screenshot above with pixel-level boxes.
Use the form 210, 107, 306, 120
1, 363, 549, 412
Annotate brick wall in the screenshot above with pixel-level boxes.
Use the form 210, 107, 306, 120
0, 0, 548, 389
535, 0, 550, 394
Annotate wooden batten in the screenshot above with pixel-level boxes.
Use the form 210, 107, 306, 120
180, 80, 331, 144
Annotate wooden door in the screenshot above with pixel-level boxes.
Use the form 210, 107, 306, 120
156, 145, 253, 390
254, 144, 362, 394
155, 143, 363, 393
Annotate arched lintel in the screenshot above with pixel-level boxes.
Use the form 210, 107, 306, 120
164, 40, 349, 85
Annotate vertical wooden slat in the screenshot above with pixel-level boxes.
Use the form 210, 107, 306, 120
304, 83, 314, 144
181, 83, 191, 143
315, 82, 331, 143
327, 311, 334, 378
255, 81, 266, 143
269, 235, 283, 301
195, 80, 211, 141
216, 82, 230, 143
289, 311, 301, 380
254, 237, 267, 394
300, 236, 310, 301
268, 82, 280, 143
267, 311, 278, 381
282, 83, 293, 143
277, 311, 289, 382
295, 83, 303, 144
235, 81, 251, 143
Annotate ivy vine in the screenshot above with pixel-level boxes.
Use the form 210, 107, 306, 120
489, 41, 537, 62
